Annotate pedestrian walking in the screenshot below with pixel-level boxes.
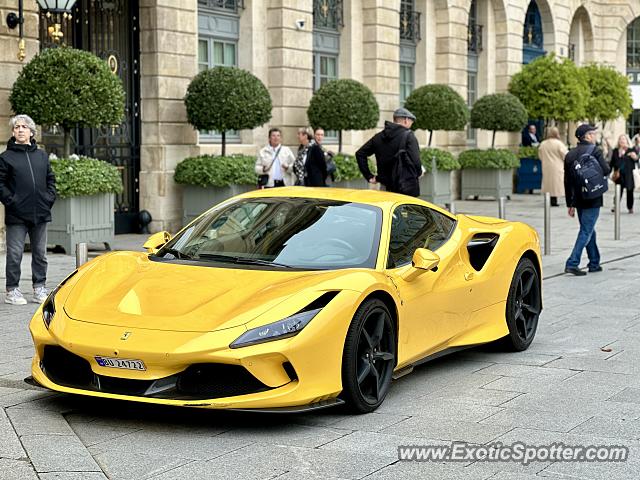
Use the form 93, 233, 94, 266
355, 107, 421, 196
0, 114, 56, 305
609, 134, 636, 214
563, 124, 610, 276
538, 126, 567, 207
255, 128, 296, 188
293, 127, 313, 186
313, 128, 337, 184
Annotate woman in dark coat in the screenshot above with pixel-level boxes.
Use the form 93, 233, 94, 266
610, 134, 637, 213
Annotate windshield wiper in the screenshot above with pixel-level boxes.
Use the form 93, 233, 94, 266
160, 248, 192, 260
197, 253, 292, 268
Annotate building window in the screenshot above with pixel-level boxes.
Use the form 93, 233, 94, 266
523, 1, 545, 64
400, 63, 414, 104
198, 7, 240, 143
400, 0, 421, 43
467, 0, 479, 144
627, 17, 640, 70
467, 70, 477, 144
313, 0, 343, 30
197, 0, 244, 14
313, 54, 338, 91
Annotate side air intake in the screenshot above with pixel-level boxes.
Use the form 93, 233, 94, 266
467, 233, 499, 271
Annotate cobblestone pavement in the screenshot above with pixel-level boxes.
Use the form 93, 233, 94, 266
1, 193, 639, 479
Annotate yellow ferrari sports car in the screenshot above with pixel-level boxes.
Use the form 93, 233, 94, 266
29, 187, 542, 413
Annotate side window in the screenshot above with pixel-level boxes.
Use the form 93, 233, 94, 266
387, 205, 455, 268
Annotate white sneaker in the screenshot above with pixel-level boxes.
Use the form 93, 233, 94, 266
32, 286, 48, 304
5, 289, 27, 305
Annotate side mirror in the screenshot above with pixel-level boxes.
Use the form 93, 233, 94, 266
401, 248, 440, 281
143, 231, 171, 254
412, 248, 440, 271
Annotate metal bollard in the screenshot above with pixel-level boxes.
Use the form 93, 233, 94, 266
544, 192, 551, 255
76, 242, 88, 268
498, 196, 506, 219
448, 201, 456, 215
614, 184, 621, 240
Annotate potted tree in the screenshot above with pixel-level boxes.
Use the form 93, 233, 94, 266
307, 79, 379, 153
46, 156, 123, 253
184, 66, 272, 157
580, 63, 632, 133
174, 154, 256, 225
459, 149, 520, 199
468, 93, 531, 194
9, 47, 125, 253
404, 84, 469, 147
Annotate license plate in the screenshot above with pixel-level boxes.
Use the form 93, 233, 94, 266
94, 356, 146, 371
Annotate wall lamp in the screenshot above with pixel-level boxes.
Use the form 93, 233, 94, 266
6, 0, 78, 61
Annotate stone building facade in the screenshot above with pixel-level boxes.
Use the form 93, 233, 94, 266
0, 0, 640, 250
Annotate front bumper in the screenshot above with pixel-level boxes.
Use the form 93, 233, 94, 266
29, 293, 359, 410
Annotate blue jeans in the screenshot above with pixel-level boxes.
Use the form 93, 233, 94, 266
5, 222, 48, 290
566, 207, 600, 269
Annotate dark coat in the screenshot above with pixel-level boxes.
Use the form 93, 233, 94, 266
610, 147, 638, 190
355, 121, 421, 192
521, 130, 540, 147
564, 141, 610, 209
304, 142, 327, 187
0, 138, 56, 225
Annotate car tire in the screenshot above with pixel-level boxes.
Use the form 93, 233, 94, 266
341, 299, 396, 413
500, 257, 541, 351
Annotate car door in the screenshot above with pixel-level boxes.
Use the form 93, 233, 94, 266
385, 204, 469, 366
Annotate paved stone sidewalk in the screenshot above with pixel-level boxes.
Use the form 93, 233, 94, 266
1, 192, 640, 479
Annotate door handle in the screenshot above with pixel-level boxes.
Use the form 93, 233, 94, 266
464, 272, 474, 281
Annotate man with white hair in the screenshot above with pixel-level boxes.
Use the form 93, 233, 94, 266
0, 114, 56, 305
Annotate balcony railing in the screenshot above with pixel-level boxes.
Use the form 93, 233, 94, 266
313, 0, 344, 30
198, 0, 244, 14
468, 24, 483, 54
400, 10, 421, 42
568, 43, 576, 61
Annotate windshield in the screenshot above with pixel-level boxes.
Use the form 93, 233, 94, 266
154, 197, 382, 270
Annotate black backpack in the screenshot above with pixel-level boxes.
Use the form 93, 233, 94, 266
571, 145, 608, 200
390, 130, 420, 196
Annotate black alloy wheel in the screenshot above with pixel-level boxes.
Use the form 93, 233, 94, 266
341, 299, 396, 413
501, 257, 541, 351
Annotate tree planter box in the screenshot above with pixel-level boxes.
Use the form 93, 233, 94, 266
516, 157, 542, 193
461, 168, 513, 199
48, 193, 115, 254
183, 184, 254, 225
419, 171, 452, 205
330, 179, 369, 190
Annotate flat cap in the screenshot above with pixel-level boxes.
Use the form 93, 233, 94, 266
393, 107, 416, 121
575, 124, 597, 139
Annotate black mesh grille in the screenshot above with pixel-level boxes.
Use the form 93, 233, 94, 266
176, 364, 270, 398
41, 346, 272, 400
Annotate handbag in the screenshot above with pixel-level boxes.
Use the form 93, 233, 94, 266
611, 170, 620, 183
633, 165, 640, 188
257, 146, 281, 189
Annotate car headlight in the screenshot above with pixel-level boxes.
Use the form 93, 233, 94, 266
230, 308, 321, 349
42, 269, 78, 329
42, 286, 59, 329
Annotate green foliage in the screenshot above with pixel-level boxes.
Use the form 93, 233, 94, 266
419, 148, 461, 172
51, 156, 123, 199
580, 63, 632, 124
509, 54, 588, 123
9, 47, 125, 131
333, 154, 362, 181
458, 149, 520, 170
404, 84, 469, 144
308, 80, 379, 132
174, 155, 257, 187
518, 146, 539, 159
184, 67, 272, 133
470, 93, 528, 147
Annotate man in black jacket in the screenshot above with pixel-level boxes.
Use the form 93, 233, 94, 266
563, 124, 610, 276
0, 115, 56, 305
355, 107, 421, 196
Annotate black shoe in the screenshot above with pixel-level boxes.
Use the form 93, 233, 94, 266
588, 266, 603, 273
565, 267, 587, 276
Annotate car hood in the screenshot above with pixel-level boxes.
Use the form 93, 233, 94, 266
63, 252, 350, 332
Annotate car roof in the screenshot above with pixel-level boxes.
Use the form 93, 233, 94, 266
237, 187, 455, 218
